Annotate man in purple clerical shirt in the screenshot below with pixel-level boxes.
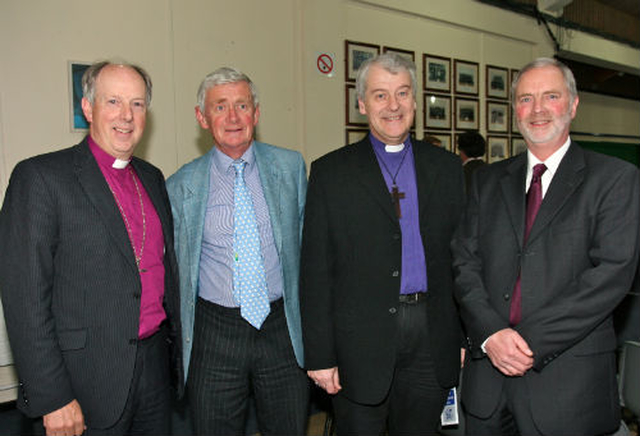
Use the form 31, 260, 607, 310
0, 61, 182, 436
300, 52, 465, 435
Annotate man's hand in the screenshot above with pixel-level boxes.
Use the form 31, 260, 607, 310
307, 367, 342, 394
460, 348, 466, 368
485, 328, 534, 376
43, 399, 85, 436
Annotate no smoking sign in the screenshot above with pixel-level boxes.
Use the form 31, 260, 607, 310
316, 53, 335, 77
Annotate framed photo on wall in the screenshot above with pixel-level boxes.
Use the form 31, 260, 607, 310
383, 46, 415, 62
424, 131, 452, 152
423, 54, 451, 92
455, 98, 479, 130
345, 40, 380, 82
454, 59, 479, 96
345, 85, 368, 126
424, 94, 451, 130
486, 65, 509, 99
487, 136, 509, 163
68, 61, 90, 131
511, 136, 527, 156
486, 101, 509, 133
346, 128, 369, 144
512, 105, 519, 133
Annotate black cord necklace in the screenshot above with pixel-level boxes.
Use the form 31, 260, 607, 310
373, 144, 410, 218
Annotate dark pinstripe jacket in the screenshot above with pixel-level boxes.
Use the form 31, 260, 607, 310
0, 139, 183, 428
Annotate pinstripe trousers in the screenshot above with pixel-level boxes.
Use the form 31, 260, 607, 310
188, 297, 309, 436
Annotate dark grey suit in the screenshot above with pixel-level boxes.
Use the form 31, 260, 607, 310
0, 139, 183, 429
452, 143, 640, 435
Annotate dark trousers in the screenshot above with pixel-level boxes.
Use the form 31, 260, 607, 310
36, 327, 172, 435
188, 297, 309, 436
464, 376, 539, 436
332, 299, 448, 436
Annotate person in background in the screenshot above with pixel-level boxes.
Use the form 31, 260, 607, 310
457, 130, 486, 191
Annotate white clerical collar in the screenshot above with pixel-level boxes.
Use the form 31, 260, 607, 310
112, 159, 130, 169
385, 143, 405, 153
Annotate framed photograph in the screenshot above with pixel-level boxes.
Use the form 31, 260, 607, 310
424, 94, 451, 130
511, 136, 527, 156
487, 101, 509, 133
511, 105, 519, 133
68, 61, 90, 131
345, 85, 368, 126
346, 128, 368, 145
383, 46, 415, 62
486, 65, 509, 99
510, 68, 520, 96
345, 40, 380, 82
455, 98, 479, 130
423, 54, 451, 92
424, 132, 452, 152
454, 59, 479, 96
487, 136, 509, 163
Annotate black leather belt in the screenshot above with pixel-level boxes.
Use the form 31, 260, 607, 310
399, 292, 427, 304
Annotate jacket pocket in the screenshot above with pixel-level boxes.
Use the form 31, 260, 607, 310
57, 329, 87, 351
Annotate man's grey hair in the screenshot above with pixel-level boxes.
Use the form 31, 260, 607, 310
355, 52, 417, 101
82, 61, 152, 106
511, 57, 578, 107
197, 67, 259, 113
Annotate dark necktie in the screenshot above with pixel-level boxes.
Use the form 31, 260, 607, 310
509, 163, 547, 326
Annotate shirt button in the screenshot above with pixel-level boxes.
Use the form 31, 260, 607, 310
503, 294, 510, 301
389, 307, 397, 314
393, 233, 401, 240
133, 292, 141, 299
392, 270, 399, 277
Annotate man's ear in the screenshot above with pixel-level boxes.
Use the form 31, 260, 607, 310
81, 97, 93, 123
195, 106, 209, 129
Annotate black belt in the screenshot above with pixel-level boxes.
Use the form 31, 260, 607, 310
399, 292, 427, 304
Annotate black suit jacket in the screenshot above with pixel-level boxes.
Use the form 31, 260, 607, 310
300, 137, 465, 404
452, 143, 640, 435
0, 139, 183, 428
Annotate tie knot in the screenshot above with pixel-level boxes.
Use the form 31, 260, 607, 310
232, 160, 246, 176
532, 163, 547, 180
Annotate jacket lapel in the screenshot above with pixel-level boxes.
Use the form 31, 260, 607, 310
526, 143, 585, 245
180, 151, 212, 291
500, 154, 528, 248
412, 140, 439, 220
131, 159, 171, 248
73, 140, 137, 270
352, 138, 398, 224
254, 143, 283, 254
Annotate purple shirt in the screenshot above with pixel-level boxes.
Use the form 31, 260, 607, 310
370, 134, 428, 295
89, 137, 166, 338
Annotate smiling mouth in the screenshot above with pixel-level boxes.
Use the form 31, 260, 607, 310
114, 127, 133, 134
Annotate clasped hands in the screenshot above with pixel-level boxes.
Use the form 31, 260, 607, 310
485, 328, 534, 377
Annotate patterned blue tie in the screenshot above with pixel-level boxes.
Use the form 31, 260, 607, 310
232, 160, 270, 329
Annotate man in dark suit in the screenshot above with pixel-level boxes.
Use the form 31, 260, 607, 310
452, 57, 640, 435
300, 53, 465, 435
0, 61, 182, 435
457, 131, 486, 191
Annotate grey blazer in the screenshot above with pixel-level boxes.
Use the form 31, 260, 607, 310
166, 141, 307, 380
